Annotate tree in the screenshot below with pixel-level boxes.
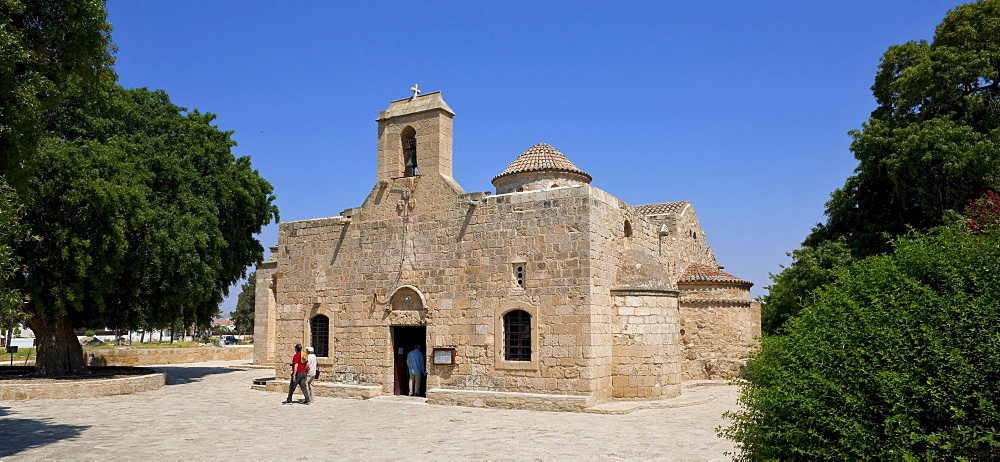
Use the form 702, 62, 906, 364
0, 0, 115, 186
759, 238, 851, 335
232, 271, 256, 334
0, 179, 30, 347
17, 86, 278, 375
721, 224, 1000, 459
763, 0, 1000, 332
1, 0, 113, 360
812, 0, 1000, 256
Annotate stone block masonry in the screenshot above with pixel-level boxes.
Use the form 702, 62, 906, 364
253, 91, 758, 412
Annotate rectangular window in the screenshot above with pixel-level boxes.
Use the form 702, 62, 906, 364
513, 264, 525, 288
503, 310, 531, 361
310, 315, 329, 357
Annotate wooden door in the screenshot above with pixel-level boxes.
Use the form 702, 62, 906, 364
391, 326, 426, 396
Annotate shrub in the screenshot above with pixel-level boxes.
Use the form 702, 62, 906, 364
720, 226, 1000, 459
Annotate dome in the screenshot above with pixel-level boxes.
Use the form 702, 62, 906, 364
612, 249, 676, 292
678, 264, 752, 287
492, 143, 592, 194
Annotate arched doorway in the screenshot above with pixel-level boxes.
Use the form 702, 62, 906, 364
389, 286, 426, 396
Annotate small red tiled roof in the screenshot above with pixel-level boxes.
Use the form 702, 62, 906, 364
679, 264, 752, 286
634, 201, 689, 216
493, 143, 592, 182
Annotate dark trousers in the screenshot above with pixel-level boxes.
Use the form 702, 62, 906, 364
287, 372, 310, 401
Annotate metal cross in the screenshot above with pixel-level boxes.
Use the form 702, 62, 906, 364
410, 84, 420, 99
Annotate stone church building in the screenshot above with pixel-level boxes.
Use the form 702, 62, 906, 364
254, 91, 759, 411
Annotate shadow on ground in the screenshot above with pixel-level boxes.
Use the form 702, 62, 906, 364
0, 406, 89, 458
154, 365, 242, 385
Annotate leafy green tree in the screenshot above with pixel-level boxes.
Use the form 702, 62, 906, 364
1, 0, 113, 359
232, 271, 256, 334
0, 0, 115, 186
0, 179, 30, 347
811, 0, 1000, 256
759, 238, 851, 335
721, 224, 1000, 459
764, 0, 1000, 332
18, 86, 278, 375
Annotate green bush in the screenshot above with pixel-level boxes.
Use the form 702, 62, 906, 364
720, 226, 1000, 459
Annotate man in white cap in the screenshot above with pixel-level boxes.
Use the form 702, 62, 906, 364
305, 346, 318, 402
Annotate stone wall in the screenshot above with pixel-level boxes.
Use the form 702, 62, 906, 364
265, 183, 687, 403
681, 300, 760, 380
645, 204, 718, 282
611, 291, 681, 399
87, 346, 252, 366
0, 372, 165, 400
254, 258, 278, 365
427, 388, 594, 412
259, 181, 753, 406
493, 170, 592, 195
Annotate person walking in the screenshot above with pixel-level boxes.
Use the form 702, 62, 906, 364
305, 346, 318, 401
283, 344, 311, 404
406, 344, 424, 396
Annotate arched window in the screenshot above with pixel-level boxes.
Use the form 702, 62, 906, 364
401, 126, 417, 177
310, 314, 329, 357
624, 220, 632, 238
503, 310, 531, 361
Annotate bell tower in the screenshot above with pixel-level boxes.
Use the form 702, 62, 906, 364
375, 88, 455, 182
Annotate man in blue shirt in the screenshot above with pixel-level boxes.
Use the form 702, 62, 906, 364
406, 344, 425, 396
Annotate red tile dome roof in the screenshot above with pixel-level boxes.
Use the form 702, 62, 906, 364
493, 143, 592, 183
679, 264, 752, 286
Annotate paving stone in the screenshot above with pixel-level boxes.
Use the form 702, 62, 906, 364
0, 360, 741, 460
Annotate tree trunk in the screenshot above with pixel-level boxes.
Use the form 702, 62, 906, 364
26, 310, 88, 376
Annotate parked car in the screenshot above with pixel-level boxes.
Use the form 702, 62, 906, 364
221, 335, 238, 345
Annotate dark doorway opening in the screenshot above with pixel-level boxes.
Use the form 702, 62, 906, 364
391, 326, 426, 396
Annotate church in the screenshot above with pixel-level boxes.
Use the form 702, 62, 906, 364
254, 90, 759, 411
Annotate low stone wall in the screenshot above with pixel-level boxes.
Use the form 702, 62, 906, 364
426, 388, 595, 412
87, 346, 253, 366
0, 372, 165, 400
265, 380, 382, 399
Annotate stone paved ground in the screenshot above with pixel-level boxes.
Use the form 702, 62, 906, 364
0, 360, 741, 460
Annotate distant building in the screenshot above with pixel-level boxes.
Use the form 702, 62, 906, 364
254, 92, 759, 411
212, 319, 235, 332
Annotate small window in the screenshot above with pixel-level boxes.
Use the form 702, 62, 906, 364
310, 314, 329, 357
503, 310, 531, 361
514, 264, 525, 288
624, 220, 632, 238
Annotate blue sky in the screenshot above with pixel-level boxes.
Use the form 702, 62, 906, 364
105, 1, 963, 315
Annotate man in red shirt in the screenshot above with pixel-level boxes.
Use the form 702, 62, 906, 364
283, 344, 311, 404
